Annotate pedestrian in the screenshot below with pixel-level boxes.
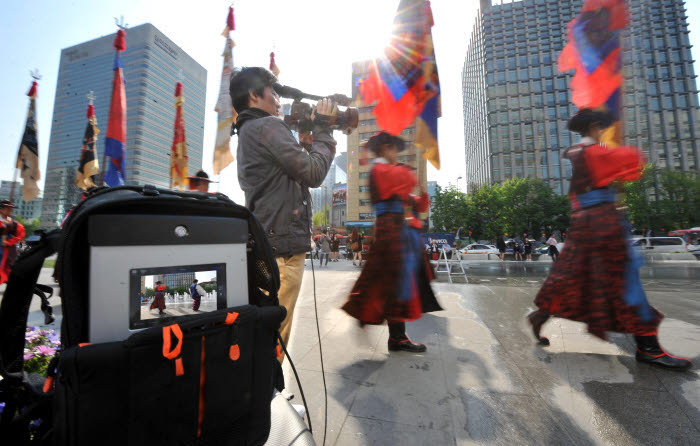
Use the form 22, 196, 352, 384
319, 229, 331, 266
231, 67, 337, 356
514, 241, 523, 261
189, 279, 206, 311
330, 233, 340, 262
528, 109, 691, 370
546, 234, 559, 261
342, 132, 442, 353
430, 239, 440, 260
349, 228, 362, 266
523, 236, 533, 261
497, 235, 506, 261
0, 199, 25, 285
150, 280, 166, 315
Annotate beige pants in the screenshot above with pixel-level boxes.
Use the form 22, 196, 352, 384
276, 253, 306, 361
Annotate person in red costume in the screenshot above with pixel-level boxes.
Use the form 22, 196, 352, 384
150, 280, 167, 315
342, 132, 441, 353
0, 199, 25, 284
528, 109, 692, 370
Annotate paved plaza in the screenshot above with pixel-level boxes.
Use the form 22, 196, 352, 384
6, 262, 700, 445
283, 260, 700, 445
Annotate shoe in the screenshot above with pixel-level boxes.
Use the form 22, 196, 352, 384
388, 337, 427, 353
527, 310, 550, 345
635, 335, 692, 370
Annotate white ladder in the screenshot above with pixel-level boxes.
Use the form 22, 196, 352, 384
434, 247, 468, 283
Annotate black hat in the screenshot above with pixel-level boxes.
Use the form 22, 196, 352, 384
0, 199, 14, 208
567, 109, 616, 135
155, 280, 162, 284
366, 132, 406, 154
187, 170, 215, 183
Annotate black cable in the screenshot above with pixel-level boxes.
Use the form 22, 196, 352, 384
278, 333, 312, 434
309, 250, 329, 446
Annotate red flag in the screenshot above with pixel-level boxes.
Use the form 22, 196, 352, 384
170, 82, 188, 189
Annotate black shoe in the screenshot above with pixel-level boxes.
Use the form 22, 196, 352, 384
527, 310, 550, 346
388, 337, 427, 353
635, 335, 692, 370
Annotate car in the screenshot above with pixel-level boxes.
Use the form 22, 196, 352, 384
631, 237, 687, 253
460, 243, 499, 255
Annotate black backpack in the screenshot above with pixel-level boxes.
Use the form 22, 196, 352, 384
0, 185, 286, 445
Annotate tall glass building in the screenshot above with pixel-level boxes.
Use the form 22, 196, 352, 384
41, 23, 207, 227
463, 0, 699, 194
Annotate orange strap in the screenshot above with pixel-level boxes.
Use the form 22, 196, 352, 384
78, 343, 92, 347
162, 324, 183, 359
229, 345, 240, 361
43, 376, 55, 393
224, 312, 239, 325
175, 357, 184, 376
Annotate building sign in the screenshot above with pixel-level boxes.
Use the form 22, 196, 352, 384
332, 184, 347, 206
66, 48, 89, 62
359, 212, 375, 221
154, 35, 178, 60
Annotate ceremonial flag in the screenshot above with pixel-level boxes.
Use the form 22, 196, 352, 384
104, 29, 127, 186
16, 81, 41, 202
269, 52, 280, 77
360, 0, 441, 169
170, 82, 189, 189
213, 6, 235, 175
75, 104, 100, 190
558, 0, 627, 147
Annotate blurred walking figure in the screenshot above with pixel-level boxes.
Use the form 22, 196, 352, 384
0, 199, 25, 285
528, 109, 691, 370
546, 234, 559, 261
343, 133, 441, 353
523, 236, 533, 261
496, 235, 506, 261
189, 279, 206, 311
513, 241, 523, 261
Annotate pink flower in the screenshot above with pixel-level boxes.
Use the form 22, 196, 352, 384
24, 352, 35, 361
35, 345, 56, 356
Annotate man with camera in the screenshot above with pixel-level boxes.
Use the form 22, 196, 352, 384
230, 67, 337, 354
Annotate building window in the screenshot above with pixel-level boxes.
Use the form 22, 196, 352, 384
359, 186, 370, 193
359, 199, 371, 206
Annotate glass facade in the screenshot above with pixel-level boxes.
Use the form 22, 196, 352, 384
463, 0, 699, 193
41, 23, 207, 227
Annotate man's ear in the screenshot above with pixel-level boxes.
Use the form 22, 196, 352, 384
248, 89, 260, 105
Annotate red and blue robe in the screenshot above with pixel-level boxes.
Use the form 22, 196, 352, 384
151, 284, 167, 311
343, 159, 441, 324
0, 218, 25, 284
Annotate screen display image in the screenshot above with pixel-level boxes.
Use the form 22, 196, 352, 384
129, 263, 227, 330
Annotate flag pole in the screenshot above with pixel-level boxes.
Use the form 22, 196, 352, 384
12, 70, 42, 203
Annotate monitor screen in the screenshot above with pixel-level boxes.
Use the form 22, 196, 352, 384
129, 263, 227, 330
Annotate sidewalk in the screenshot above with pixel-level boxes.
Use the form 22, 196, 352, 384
283, 261, 700, 445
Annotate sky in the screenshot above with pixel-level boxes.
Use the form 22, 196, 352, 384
1, 0, 699, 205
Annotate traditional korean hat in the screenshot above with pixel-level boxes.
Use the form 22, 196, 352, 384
366, 131, 407, 154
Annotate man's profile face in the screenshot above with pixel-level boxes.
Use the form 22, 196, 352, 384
0, 207, 12, 218
249, 85, 280, 117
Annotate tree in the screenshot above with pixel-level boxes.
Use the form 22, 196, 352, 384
15, 216, 41, 236
312, 204, 330, 227
430, 185, 469, 232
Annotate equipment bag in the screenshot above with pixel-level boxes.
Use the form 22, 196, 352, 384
52, 304, 286, 446
0, 185, 285, 445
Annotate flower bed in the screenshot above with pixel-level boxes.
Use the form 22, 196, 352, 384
24, 327, 60, 377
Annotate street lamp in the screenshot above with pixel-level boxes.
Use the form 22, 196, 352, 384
456, 176, 463, 191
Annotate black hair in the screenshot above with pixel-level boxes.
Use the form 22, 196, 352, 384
193, 279, 198, 283
567, 108, 615, 135
322, 229, 328, 234
229, 67, 278, 114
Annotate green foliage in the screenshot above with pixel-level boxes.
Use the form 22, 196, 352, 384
624, 166, 700, 232
15, 216, 41, 236
312, 204, 330, 227
431, 178, 570, 242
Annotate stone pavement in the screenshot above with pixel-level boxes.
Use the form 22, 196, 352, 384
282, 260, 700, 446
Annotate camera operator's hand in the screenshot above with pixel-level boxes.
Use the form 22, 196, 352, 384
312, 98, 338, 128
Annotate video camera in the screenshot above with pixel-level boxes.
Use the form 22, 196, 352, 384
273, 83, 359, 135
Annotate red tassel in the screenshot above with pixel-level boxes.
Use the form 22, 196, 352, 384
227, 6, 235, 31
269, 52, 275, 70
175, 82, 183, 97
86, 104, 95, 119
114, 29, 126, 52
26, 81, 38, 98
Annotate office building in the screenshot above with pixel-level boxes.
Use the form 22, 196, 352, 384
463, 0, 699, 193
347, 60, 429, 231
41, 23, 207, 227
0, 180, 43, 222
311, 153, 348, 230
